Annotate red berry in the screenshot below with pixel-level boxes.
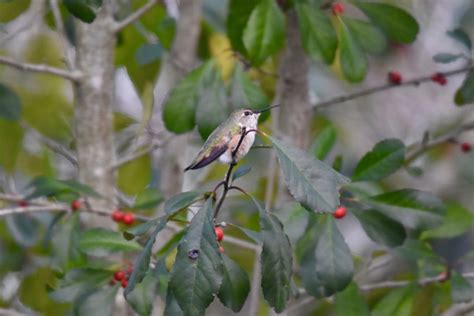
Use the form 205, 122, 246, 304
114, 271, 125, 281
121, 279, 128, 288
461, 142, 472, 153
122, 213, 135, 225
112, 210, 124, 222
215, 227, 224, 242
388, 71, 402, 85
18, 200, 29, 207
219, 246, 225, 253
333, 206, 347, 219
431, 72, 447, 86
331, 2, 345, 15
71, 199, 81, 211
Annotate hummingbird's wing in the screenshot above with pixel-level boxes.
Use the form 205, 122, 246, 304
184, 142, 228, 171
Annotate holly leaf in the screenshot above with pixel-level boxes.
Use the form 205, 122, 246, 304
243, 0, 285, 66
269, 136, 350, 213
169, 199, 223, 315
74, 285, 119, 316
447, 29, 472, 51
352, 209, 406, 247
455, 71, 474, 106
295, 2, 337, 63
311, 125, 337, 161
432, 53, 463, 64
218, 254, 251, 312
335, 283, 370, 316
352, 139, 405, 181
421, 203, 474, 240
226, 0, 258, 55
79, 229, 142, 254
343, 17, 387, 55
354, 2, 419, 44
164, 191, 202, 215
64, 0, 96, 23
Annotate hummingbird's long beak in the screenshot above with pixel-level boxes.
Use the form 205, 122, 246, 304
253, 104, 280, 114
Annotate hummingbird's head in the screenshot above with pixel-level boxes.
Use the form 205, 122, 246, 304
234, 105, 280, 129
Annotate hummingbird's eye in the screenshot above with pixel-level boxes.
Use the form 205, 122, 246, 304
244, 111, 251, 116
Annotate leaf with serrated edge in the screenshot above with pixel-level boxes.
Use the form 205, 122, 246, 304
169, 199, 223, 315
269, 136, 349, 213
352, 139, 405, 182
218, 254, 251, 312
164, 191, 202, 215
260, 204, 292, 312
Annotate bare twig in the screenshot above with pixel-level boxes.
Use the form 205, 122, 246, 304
113, 0, 159, 33
405, 121, 474, 164
0, 55, 82, 81
442, 300, 474, 316
50, 0, 75, 69
313, 64, 474, 110
360, 272, 474, 291
111, 143, 160, 171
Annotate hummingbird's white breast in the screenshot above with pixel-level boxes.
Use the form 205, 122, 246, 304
219, 119, 258, 164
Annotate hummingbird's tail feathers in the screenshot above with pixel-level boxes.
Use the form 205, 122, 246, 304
183, 144, 228, 172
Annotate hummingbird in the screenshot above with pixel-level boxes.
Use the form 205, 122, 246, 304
184, 105, 279, 171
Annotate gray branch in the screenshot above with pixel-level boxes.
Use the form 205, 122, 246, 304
113, 0, 159, 33
0, 55, 82, 81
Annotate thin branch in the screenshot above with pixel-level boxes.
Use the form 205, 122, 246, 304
442, 300, 474, 316
0, 204, 66, 216
359, 272, 474, 291
0, 55, 82, 81
111, 143, 160, 171
50, 0, 75, 69
405, 121, 474, 164
113, 0, 159, 33
313, 64, 474, 110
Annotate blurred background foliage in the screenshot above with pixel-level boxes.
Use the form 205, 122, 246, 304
0, 0, 473, 315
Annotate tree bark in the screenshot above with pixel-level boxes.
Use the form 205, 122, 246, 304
74, 2, 117, 214
277, 10, 311, 149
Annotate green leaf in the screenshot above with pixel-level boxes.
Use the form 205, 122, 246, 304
164, 191, 202, 215
169, 199, 223, 315
195, 67, 230, 139
218, 254, 251, 312
447, 29, 472, 51
126, 265, 162, 316
295, 2, 337, 63
124, 219, 168, 296
6, 214, 40, 247
132, 188, 164, 210
352, 209, 406, 247
0, 119, 23, 171
27, 176, 100, 200
0, 83, 21, 121
243, 0, 285, 66
354, 2, 419, 44
335, 283, 370, 316
164, 287, 184, 316
259, 202, 292, 312
315, 216, 354, 294
311, 125, 337, 160
372, 285, 417, 316
123, 218, 159, 240
75, 285, 119, 316
337, 17, 368, 83
51, 214, 85, 270
269, 136, 350, 213
451, 271, 474, 303
364, 189, 445, 229
352, 139, 405, 181
395, 239, 438, 261
343, 17, 387, 54
49, 268, 111, 303
79, 228, 142, 254
432, 53, 463, 64
455, 71, 474, 106
421, 203, 474, 240
226, 0, 258, 55
230, 63, 269, 111
135, 43, 163, 65
163, 62, 213, 133
232, 164, 252, 181
63, 0, 96, 23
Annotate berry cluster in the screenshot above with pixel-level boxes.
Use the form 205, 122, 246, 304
112, 210, 135, 225
112, 265, 133, 288
388, 70, 449, 86
215, 226, 225, 253
333, 205, 347, 219
431, 72, 447, 85
71, 199, 82, 211
388, 71, 402, 85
